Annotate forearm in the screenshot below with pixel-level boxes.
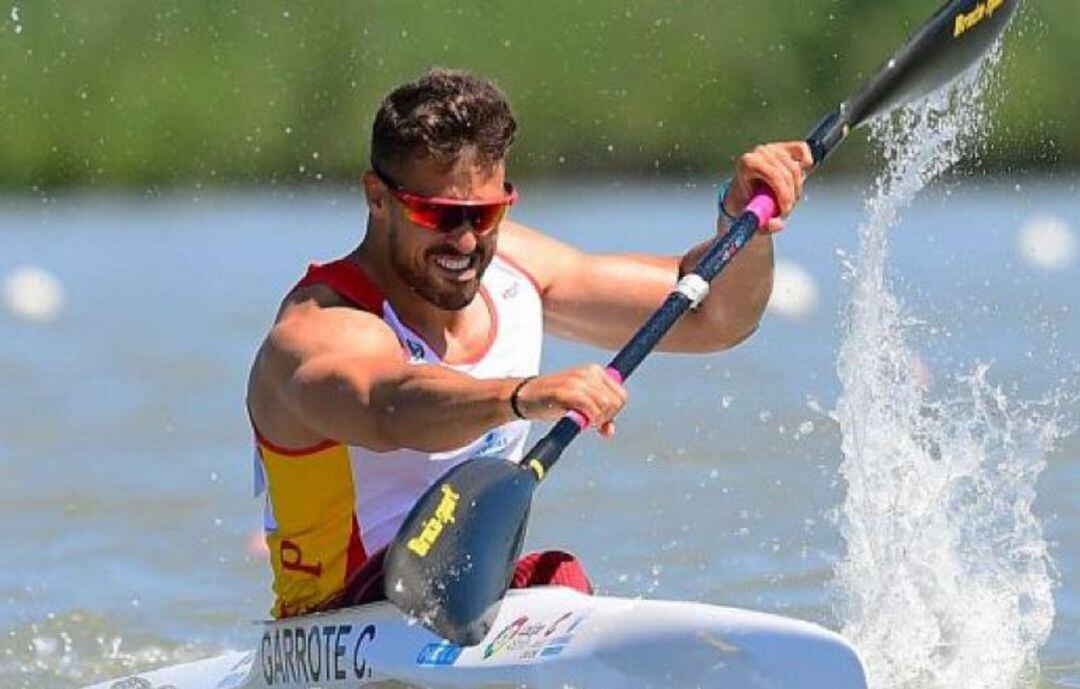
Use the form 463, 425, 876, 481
374, 365, 522, 451
675, 225, 774, 351
289, 358, 520, 453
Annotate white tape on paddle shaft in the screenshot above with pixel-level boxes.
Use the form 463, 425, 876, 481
677, 273, 709, 309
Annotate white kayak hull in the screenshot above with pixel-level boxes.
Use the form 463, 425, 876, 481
83, 587, 866, 689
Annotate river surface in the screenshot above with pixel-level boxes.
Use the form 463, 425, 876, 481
1, 177, 1078, 687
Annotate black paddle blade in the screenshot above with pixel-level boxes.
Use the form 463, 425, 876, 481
384, 457, 538, 646
851, 0, 1020, 125
809, 0, 1020, 163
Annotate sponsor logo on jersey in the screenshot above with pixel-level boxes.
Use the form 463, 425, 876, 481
405, 338, 426, 362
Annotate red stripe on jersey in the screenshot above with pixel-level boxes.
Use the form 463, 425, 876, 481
346, 514, 368, 578
252, 423, 338, 457
295, 259, 385, 315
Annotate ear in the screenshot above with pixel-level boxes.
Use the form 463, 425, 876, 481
362, 170, 389, 218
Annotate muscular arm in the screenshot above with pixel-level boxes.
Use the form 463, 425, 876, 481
498, 219, 774, 353
498, 142, 813, 353
247, 290, 521, 453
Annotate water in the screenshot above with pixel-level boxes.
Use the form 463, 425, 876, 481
0, 173, 1077, 687
834, 63, 1064, 689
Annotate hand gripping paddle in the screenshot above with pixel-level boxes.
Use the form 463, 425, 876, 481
385, 0, 1021, 646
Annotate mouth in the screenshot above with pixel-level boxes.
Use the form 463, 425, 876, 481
429, 252, 478, 282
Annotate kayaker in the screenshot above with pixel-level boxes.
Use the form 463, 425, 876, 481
245, 67, 812, 618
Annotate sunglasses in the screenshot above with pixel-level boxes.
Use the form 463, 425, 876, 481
373, 167, 517, 235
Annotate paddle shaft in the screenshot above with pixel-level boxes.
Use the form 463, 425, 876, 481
521, 0, 1019, 478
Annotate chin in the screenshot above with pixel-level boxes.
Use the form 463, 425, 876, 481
419, 281, 479, 311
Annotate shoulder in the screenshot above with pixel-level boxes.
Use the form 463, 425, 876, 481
247, 286, 403, 448
266, 288, 401, 370
251, 284, 402, 405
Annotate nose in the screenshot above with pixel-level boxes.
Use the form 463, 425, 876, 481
446, 225, 479, 254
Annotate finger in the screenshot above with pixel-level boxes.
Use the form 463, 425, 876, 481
774, 145, 806, 200
581, 367, 617, 424
598, 371, 629, 406
607, 376, 629, 412
737, 147, 793, 215
568, 405, 593, 428
771, 149, 803, 213
604, 392, 626, 423
569, 391, 602, 429
589, 367, 627, 418
766, 147, 802, 213
591, 390, 620, 427
765, 218, 785, 233
787, 154, 805, 203
753, 153, 795, 216
786, 141, 815, 170
599, 421, 616, 438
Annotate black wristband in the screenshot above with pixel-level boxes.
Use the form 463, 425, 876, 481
509, 376, 535, 420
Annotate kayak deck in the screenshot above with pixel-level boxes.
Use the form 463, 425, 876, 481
83, 587, 866, 688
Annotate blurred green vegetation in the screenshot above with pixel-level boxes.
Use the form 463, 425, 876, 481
0, 1, 1074, 190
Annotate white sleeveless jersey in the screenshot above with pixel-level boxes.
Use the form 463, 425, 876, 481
343, 257, 542, 550
253, 255, 543, 617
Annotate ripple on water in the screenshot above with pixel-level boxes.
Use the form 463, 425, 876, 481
1, 611, 219, 689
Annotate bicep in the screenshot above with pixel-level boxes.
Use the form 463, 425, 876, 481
283, 352, 407, 449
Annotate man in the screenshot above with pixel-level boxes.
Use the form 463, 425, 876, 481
246, 68, 812, 618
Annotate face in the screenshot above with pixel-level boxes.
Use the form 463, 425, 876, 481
376, 154, 509, 311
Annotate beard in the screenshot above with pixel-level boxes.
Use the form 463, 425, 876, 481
388, 228, 496, 311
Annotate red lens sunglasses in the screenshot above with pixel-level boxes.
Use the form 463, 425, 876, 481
373, 167, 518, 235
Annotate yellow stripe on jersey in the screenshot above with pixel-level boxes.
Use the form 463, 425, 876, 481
258, 441, 356, 618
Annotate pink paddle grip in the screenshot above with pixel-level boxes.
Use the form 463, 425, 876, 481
567, 410, 590, 430
746, 189, 779, 230
566, 367, 623, 430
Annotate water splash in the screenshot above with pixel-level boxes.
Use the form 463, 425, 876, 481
833, 52, 1059, 689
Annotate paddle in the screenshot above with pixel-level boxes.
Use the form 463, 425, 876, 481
385, 0, 1021, 646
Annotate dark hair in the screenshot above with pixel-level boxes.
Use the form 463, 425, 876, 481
370, 68, 517, 175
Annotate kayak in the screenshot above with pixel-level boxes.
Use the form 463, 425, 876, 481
82, 586, 866, 688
